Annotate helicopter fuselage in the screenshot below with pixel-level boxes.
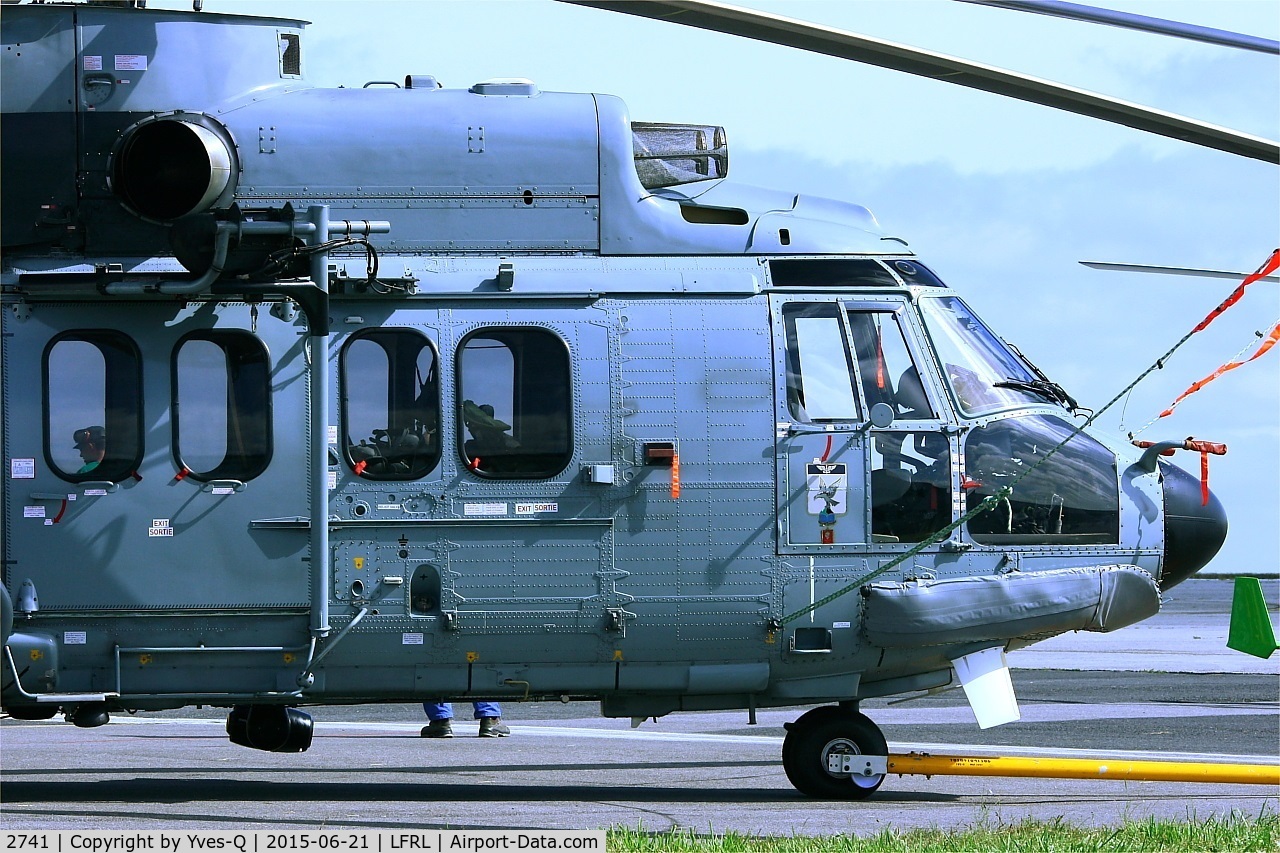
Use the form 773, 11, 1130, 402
0, 2, 1227, 796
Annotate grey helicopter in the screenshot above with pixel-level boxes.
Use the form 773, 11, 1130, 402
1, 0, 1269, 799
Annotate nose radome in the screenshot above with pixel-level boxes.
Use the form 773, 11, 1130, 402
1160, 461, 1228, 590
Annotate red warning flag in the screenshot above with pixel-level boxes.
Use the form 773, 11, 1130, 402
1190, 249, 1280, 335
1133, 439, 1227, 506
670, 450, 682, 500
1200, 449, 1210, 507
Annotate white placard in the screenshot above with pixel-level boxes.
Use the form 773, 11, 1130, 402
114, 54, 148, 71
10, 458, 35, 479
464, 502, 507, 517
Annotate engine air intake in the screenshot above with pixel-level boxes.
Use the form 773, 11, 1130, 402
112, 117, 236, 222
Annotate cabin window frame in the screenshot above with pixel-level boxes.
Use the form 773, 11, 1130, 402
171, 329, 274, 483
456, 326, 574, 480
339, 328, 442, 481
42, 330, 145, 484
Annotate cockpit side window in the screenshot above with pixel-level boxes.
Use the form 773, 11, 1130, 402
43, 331, 144, 483
341, 329, 440, 480
457, 328, 572, 479
964, 415, 1118, 545
173, 331, 272, 482
870, 430, 951, 543
918, 295, 1043, 417
781, 303, 861, 422
845, 310, 936, 420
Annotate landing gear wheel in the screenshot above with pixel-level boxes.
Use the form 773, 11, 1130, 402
782, 707, 887, 799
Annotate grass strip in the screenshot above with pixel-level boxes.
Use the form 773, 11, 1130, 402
606, 810, 1279, 852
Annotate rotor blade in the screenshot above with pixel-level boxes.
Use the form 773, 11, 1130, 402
958, 1, 1279, 55
1080, 261, 1280, 282
561, 0, 1279, 163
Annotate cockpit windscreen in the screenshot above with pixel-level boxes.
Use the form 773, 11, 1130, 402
918, 296, 1049, 417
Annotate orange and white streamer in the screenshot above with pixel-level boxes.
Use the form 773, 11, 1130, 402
1160, 321, 1280, 418
1159, 249, 1280, 418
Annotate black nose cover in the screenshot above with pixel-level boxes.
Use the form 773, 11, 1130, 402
1160, 461, 1228, 590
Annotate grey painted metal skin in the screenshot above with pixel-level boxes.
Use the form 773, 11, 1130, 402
0, 3, 1226, 792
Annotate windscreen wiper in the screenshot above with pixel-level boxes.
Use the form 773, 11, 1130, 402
1002, 342, 1083, 414
994, 378, 1079, 412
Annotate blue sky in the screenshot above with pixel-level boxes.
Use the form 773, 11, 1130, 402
204, 1, 1277, 575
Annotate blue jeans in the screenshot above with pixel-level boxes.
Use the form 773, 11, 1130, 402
423, 701, 502, 721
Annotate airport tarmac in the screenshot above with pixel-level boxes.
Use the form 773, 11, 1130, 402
1, 578, 1276, 836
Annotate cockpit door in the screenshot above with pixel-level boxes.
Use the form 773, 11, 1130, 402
771, 295, 955, 553
772, 298, 868, 551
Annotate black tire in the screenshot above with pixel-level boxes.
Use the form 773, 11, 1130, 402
1, 582, 12, 649
782, 708, 888, 799
4, 704, 59, 721
781, 705, 850, 771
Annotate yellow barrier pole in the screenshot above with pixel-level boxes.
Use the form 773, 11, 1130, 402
887, 752, 1280, 785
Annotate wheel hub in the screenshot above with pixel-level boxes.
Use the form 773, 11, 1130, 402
824, 738, 887, 788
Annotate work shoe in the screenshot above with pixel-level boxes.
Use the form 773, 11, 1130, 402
420, 719, 453, 738
478, 717, 510, 737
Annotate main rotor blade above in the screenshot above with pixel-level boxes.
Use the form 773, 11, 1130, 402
1081, 261, 1280, 282
959, 0, 1279, 55
561, 0, 1279, 163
